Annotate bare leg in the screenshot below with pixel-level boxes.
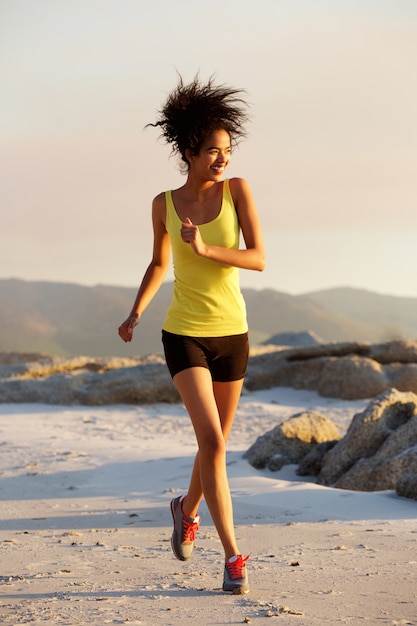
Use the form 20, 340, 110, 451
183, 377, 244, 517
173, 366, 244, 561
182, 452, 202, 518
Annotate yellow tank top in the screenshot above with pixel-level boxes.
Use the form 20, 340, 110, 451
163, 179, 248, 336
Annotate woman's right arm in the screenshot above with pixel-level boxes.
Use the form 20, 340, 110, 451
118, 193, 170, 343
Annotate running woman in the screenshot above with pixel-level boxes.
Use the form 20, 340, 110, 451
118, 75, 265, 594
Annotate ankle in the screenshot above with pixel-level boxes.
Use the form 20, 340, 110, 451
181, 496, 199, 520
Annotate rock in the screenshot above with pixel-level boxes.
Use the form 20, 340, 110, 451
2, 339, 417, 405
78, 364, 179, 405
297, 440, 339, 476
262, 331, 324, 347
386, 364, 417, 394
317, 356, 388, 400
370, 340, 417, 364
246, 386, 417, 494
396, 472, 417, 500
335, 445, 417, 491
317, 389, 417, 488
281, 341, 371, 361
0, 356, 179, 405
245, 352, 327, 392
248, 350, 386, 401
244, 411, 341, 471
245, 340, 417, 400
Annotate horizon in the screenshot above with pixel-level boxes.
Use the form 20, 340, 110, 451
1, 0, 416, 297
1, 275, 417, 301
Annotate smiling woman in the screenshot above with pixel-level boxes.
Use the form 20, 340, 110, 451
118, 74, 265, 594
148, 75, 249, 173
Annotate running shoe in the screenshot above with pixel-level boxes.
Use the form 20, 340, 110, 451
222, 554, 250, 594
170, 496, 200, 561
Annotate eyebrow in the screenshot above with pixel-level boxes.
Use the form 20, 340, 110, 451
205, 144, 232, 151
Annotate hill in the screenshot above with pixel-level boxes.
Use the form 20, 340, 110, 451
306, 287, 417, 340
0, 279, 415, 357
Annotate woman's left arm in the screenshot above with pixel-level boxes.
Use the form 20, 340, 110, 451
181, 178, 266, 271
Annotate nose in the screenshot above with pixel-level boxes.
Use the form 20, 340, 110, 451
217, 151, 228, 164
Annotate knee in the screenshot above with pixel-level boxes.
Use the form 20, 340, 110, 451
199, 433, 226, 461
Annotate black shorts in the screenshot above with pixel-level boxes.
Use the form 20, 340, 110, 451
162, 330, 249, 382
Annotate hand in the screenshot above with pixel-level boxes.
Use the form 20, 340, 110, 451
118, 315, 139, 342
181, 217, 206, 256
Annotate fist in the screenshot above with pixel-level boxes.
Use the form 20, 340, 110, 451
118, 315, 138, 342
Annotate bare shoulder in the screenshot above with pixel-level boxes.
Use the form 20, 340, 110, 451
152, 191, 166, 208
228, 177, 254, 206
152, 191, 167, 223
228, 177, 250, 192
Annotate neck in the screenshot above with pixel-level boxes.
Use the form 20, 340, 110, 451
181, 176, 219, 200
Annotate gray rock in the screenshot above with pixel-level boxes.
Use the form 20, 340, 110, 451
317, 356, 388, 400
317, 389, 417, 488
245, 411, 341, 471
370, 340, 417, 364
245, 352, 327, 392
396, 472, 417, 500
386, 363, 417, 394
246, 340, 417, 400
2, 339, 417, 405
263, 330, 324, 347
0, 356, 179, 405
78, 364, 179, 405
297, 440, 339, 476
335, 444, 417, 491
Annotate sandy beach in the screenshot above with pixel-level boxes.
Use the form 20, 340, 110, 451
1, 386, 416, 625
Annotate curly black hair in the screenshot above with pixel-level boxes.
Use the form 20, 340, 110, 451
148, 74, 249, 171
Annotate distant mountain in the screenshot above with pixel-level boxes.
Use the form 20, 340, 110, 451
306, 287, 417, 341
243, 288, 377, 345
0, 279, 415, 357
0, 279, 173, 358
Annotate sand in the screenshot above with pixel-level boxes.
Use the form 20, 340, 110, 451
0, 387, 416, 625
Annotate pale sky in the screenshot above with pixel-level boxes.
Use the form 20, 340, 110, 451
1, 0, 417, 297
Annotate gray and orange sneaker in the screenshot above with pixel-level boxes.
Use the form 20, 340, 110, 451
170, 496, 200, 561
223, 554, 250, 594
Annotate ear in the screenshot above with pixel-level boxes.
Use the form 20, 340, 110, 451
185, 148, 194, 164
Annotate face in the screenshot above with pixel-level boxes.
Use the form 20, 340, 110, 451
187, 128, 232, 181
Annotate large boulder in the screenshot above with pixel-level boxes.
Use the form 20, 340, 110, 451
245, 340, 417, 400
0, 355, 179, 405
369, 340, 417, 364
396, 472, 417, 500
317, 356, 388, 400
317, 389, 417, 489
2, 339, 417, 405
244, 411, 341, 471
385, 363, 417, 394
335, 445, 417, 491
297, 440, 339, 476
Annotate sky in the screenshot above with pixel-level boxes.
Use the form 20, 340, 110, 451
1, 0, 417, 298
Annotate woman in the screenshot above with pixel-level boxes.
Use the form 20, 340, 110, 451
118, 75, 265, 594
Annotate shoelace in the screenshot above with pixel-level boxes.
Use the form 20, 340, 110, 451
226, 554, 250, 580
182, 516, 200, 543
